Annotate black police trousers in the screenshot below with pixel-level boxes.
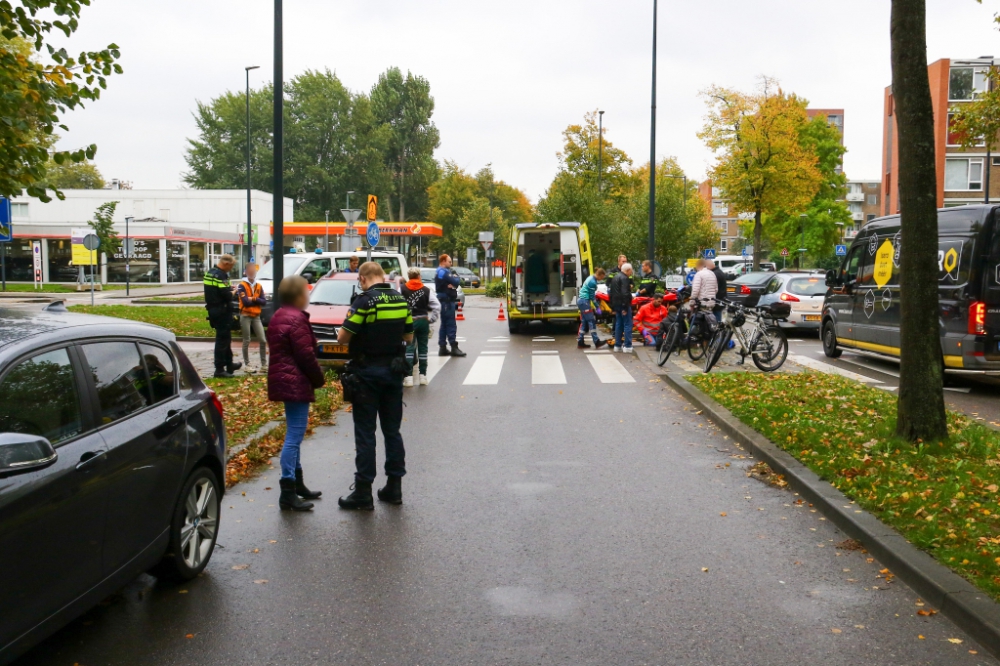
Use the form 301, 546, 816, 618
209, 309, 234, 371
351, 365, 406, 483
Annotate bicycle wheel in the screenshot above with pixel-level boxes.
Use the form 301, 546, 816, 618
687, 323, 708, 361
751, 325, 789, 372
704, 328, 732, 373
657, 325, 680, 366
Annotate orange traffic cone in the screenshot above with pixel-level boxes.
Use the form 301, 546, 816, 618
456, 302, 466, 321
497, 303, 506, 321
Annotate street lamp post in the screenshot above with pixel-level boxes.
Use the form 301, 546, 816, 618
345, 191, 355, 252
647, 0, 658, 266
799, 213, 808, 269
598, 110, 605, 193
245, 65, 259, 267
125, 216, 133, 296
271, 0, 284, 303
324, 210, 330, 251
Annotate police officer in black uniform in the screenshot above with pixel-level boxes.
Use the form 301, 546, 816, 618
336, 261, 414, 510
203, 254, 243, 378
637, 260, 660, 297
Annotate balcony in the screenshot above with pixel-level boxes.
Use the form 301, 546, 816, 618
844, 228, 860, 239
846, 192, 864, 202
852, 211, 864, 221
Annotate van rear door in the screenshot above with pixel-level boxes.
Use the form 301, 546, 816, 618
579, 224, 593, 279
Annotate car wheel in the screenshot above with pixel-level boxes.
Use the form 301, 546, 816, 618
822, 322, 842, 358
151, 467, 221, 582
508, 319, 521, 334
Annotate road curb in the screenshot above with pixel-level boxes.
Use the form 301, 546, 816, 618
175, 335, 215, 342
656, 365, 1000, 659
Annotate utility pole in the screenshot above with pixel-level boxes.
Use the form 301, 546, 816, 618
648, 0, 658, 265
324, 210, 330, 251
245, 65, 259, 266
271, 0, 284, 302
598, 110, 605, 193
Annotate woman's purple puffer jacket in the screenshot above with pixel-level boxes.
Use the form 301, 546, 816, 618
266, 306, 326, 403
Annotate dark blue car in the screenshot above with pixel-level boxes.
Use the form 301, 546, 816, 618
0, 303, 227, 664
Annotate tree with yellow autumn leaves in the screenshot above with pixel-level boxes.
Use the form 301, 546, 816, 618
698, 78, 823, 270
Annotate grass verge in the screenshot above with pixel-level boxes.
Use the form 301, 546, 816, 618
134, 295, 205, 303
205, 371, 343, 487
689, 371, 1000, 602
67, 304, 213, 337
0, 283, 127, 293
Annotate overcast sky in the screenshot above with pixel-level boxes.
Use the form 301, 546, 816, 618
53, 0, 1000, 210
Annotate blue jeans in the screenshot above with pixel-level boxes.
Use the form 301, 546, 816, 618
614, 308, 633, 349
439, 301, 457, 346
577, 298, 600, 344
279, 401, 309, 481
352, 365, 406, 483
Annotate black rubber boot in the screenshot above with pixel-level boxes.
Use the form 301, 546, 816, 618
295, 469, 322, 500
377, 475, 403, 505
577, 339, 590, 349
213, 368, 234, 378
450, 344, 468, 357
279, 478, 314, 511
338, 481, 374, 510
227, 361, 243, 373
438, 345, 451, 357
594, 339, 608, 349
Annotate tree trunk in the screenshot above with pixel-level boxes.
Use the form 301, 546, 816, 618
397, 155, 406, 223
890, 0, 948, 441
753, 208, 762, 271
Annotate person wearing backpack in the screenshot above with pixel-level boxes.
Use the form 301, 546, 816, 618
400, 267, 441, 386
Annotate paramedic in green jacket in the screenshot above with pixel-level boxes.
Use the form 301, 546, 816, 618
577, 267, 608, 350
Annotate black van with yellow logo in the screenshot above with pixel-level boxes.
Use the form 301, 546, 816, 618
821, 204, 1000, 375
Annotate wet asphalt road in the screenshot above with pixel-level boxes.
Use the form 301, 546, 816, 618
16, 299, 999, 665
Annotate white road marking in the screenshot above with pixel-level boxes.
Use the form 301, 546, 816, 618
875, 385, 898, 392
424, 355, 450, 383
840, 354, 900, 378
532, 355, 567, 384
788, 354, 883, 384
945, 386, 973, 394
584, 350, 612, 354
532, 350, 559, 355
587, 355, 636, 383
488, 337, 510, 342
463, 355, 506, 385
532, 339, 556, 343
480, 351, 507, 355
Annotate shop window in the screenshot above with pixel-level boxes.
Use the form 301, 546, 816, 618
189, 243, 207, 282
47, 239, 76, 283
167, 241, 187, 283
4, 239, 38, 281
107, 238, 160, 283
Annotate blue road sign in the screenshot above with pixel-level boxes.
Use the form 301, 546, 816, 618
366, 221, 381, 247
703, 248, 716, 260
686, 269, 697, 285
741, 246, 748, 257
0, 197, 11, 242
835, 244, 847, 256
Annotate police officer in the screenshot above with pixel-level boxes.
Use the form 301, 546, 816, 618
637, 260, 659, 297
434, 253, 467, 357
204, 254, 242, 378
336, 261, 414, 510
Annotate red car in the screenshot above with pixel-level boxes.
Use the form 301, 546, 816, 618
307, 273, 362, 364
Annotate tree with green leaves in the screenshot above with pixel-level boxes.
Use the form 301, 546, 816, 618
699, 78, 823, 270
43, 156, 105, 189
370, 68, 441, 222
88, 200, 118, 281
890, 0, 948, 442
0, 3, 121, 201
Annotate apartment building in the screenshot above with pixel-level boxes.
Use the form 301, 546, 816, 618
882, 57, 999, 215
807, 108, 845, 174
845, 180, 882, 240
696, 180, 747, 255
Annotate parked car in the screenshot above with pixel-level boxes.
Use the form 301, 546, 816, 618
307, 273, 362, 365
756, 272, 827, 329
0, 303, 226, 664
256, 250, 408, 297
724, 271, 776, 308
454, 266, 481, 288
420, 267, 466, 307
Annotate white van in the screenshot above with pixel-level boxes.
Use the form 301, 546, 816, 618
714, 254, 753, 279
256, 251, 408, 297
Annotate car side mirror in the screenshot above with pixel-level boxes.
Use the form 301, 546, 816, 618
825, 269, 838, 288
302, 272, 315, 284
0, 433, 57, 477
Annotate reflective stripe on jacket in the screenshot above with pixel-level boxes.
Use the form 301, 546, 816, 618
237, 280, 265, 317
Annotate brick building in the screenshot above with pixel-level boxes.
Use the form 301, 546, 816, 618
882, 56, 1000, 215
845, 180, 881, 241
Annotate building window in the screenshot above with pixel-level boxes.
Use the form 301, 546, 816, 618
720, 239, 728, 252
712, 201, 728, 216
848, 183, 863, 196
107, 238, 160, 283
711, 187, 721, 197
167, 241, 187, 283
10, 203, 28, 218
950, 67, 989, 101
849, 202, 862, 214
47, 239, 75, 283
867, 194, 878, 205
189, 242, 207, 281
947, 112, 985, 147
945, 158, 985, 191
992, 156, 1000, 167
867, 214, 876, 223
718, 219, 728, 235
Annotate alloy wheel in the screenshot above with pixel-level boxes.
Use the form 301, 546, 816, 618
180, 478, 218, 570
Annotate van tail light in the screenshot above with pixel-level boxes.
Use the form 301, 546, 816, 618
780, 292, 800, 302
209, 390, 224, 419
740, 285, 751, 295
970, 301, 986, 335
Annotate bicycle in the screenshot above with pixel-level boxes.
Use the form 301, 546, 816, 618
703, 300, 789, 373
656, 298, 712, 366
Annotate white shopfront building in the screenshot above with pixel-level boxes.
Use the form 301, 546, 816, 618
7, 188, 292, 285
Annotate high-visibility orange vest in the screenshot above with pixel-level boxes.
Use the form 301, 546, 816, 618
238, 280, 264, 317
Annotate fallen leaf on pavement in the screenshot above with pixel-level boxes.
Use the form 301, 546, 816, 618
701, 567, 709, 572
918, 635, 925, 640
720, 512, 727, 517
917, 609, 937, 617
269, 540, 277, 543
232, 564, 249, 570
185, 634, 195, 639
254, 579, 269, 584
831, 628, 841, 634
251, 548, 260, 553
854, 625, 865, 629
948, 638, 963, 644
178, 590, 188, 594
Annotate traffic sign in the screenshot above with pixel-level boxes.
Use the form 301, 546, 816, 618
83, 234, 100, 251
480, 240, 492, 252
341, 208, 362, 228
366, 221, 380, 247
741, 246, 748, 257
32, 240, 41, 286
703, 248, 716, 259
686, 269, 697, 285
835, 244, 847, 256
780, 248, 789, 257
0, 197, 11, 243
366, 195, 378, 222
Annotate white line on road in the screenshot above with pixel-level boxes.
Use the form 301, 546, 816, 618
424, 355, 450, 383
945, 386, 973, 393
839, 355, 901, 378
532, 350, 559, 355
532, 355, 567, 384
463, 355, 505, 385
875, 385, 899, 392
480, 351, 507, 355
584, 350, 612, 354
788, 354, 883, 384
587, 355, 636, 383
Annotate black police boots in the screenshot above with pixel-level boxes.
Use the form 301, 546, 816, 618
227, 361, 243, 373
279, 478, 314, 511
213, 368, 234, 378
338, 481, 374, 510
377, 475, 403, 504
450, 344, 467, 357
438, 345, 451, 357
295, 469, 322, 500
